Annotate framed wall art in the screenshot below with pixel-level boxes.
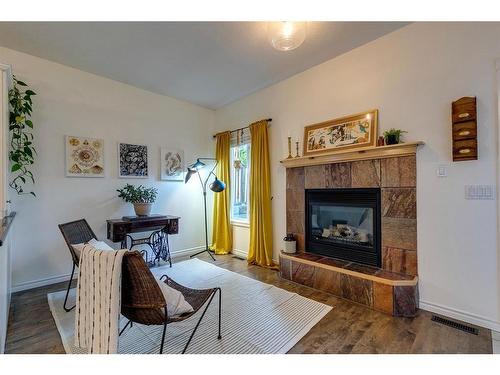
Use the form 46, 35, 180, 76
118, 143, 148, 178
303, 109, 378, 156
160, 148, 185, 181
65, 135, 105, 177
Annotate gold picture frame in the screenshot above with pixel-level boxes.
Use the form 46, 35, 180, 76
303, 109, 378, 156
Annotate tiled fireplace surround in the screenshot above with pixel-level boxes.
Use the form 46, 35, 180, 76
280, 155, 418, 316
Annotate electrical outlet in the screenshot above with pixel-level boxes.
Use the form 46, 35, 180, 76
465, 185, 495, 200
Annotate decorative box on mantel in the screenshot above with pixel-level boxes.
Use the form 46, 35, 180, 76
280, 141, 424, 317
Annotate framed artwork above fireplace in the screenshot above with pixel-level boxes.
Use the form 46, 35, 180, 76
303, 109, 378, 156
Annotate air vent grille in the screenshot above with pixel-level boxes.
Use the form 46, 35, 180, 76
431, 315, 479, 335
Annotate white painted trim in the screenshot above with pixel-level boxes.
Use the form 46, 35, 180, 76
419, 299, 500, 332
11, 245, 205, 293
231, 221, 249, 228
232, 248, 248, 259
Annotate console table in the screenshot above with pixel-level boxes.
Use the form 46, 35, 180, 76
106, 215, 180, 266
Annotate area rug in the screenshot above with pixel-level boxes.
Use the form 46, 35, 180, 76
48, 258, 331, 354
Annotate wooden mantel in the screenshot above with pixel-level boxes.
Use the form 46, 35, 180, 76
280, 141, 425, 168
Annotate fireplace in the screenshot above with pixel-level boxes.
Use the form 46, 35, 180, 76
305, 188, 381, 267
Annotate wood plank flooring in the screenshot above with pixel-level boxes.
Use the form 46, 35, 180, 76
5, 254, 492, 354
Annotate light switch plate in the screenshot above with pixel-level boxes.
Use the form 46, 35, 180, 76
465, 185, 496, 200
437, 165, 447, 177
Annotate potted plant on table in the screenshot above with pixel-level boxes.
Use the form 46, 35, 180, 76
117, 184, 158, 216
383, 128, 407, 145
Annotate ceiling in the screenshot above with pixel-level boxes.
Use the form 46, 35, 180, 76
0, 22, 408, 109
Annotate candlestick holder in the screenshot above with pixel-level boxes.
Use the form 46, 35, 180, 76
286, 136, 293, 159
295, 141, 300, 158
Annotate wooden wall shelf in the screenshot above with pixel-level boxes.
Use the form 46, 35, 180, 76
280, 141, 424, 168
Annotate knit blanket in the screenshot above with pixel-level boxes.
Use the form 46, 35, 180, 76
74, 244, 127, 354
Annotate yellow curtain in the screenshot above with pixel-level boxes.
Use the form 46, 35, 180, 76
248, 120, 277, 269
210, 131, 232, 254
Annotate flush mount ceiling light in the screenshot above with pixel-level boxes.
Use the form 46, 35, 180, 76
268, 22, 306, 51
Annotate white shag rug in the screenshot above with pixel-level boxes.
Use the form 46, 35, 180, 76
48, 258, 331, 354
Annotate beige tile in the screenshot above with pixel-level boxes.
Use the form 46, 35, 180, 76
305, 165, 327, 189
381, 217, 417, 251
382, 188, 416, 219
351, 160, 381, 187
381, 156, 416, 188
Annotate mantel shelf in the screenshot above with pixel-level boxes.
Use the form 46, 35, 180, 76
280, 141, 425, 168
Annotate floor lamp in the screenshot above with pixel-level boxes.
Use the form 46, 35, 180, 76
185, 157, 226, 261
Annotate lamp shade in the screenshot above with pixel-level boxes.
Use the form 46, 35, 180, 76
190, 159, 206, 170
185, 168, 197, 183
209, 178, 226, 193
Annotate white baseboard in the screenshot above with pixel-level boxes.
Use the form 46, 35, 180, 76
232, 248, 248, 260
419, 299, 500, 332
10, 245, 205, 293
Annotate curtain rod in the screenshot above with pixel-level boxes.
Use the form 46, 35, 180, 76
212, 118, 272, 139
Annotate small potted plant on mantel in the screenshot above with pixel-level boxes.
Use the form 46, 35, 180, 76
383, 128, 407, 145
117, 184, 158, 216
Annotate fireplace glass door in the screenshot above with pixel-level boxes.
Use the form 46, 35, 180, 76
306, 188, 381, 267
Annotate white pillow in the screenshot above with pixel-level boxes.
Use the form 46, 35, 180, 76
72, 239, 113, 259
155, 278, 194, 317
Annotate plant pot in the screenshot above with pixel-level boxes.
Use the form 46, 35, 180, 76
385, 134, 399, 145
133, 202, 152, 216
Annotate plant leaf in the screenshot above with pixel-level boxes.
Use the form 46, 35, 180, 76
11, 164, 21, 172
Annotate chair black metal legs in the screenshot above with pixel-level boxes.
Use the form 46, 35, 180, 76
217, 288, 222, 340
159, 320, 168, 354
63, 263, 76, 312
181, 288, 222, 354
119, 320, 133, 336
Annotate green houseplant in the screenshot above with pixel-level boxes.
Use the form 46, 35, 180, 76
117, 184, 158, 216
9, 76, 37, 196
383, 128, 407, 145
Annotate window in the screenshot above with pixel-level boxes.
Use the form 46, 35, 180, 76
230, 142, 250, 223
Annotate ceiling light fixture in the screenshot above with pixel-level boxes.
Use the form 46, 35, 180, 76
268, 22, 306, 52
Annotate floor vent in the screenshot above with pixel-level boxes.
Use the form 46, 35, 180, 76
431, 315, 479, 335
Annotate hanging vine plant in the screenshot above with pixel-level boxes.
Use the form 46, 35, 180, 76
8, 76, 36, 196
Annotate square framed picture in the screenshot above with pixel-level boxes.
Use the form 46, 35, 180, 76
118, 143, 148, 178
65, 135, 105, 177
160, 148, 185, 181
303, 109, 378, 156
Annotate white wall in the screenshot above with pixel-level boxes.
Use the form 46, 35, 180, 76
0, 47, 216, 291
215, 22, 500, 330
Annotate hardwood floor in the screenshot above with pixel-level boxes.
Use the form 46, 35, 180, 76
5, 253, 492, 354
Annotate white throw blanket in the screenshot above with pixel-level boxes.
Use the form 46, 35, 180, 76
74, 244, 127, 354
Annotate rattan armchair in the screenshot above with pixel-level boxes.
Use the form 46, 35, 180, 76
58, 218, 98, 312
120, 251, 221, 354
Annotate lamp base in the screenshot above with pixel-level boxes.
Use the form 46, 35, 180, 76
190, 248, 216, 261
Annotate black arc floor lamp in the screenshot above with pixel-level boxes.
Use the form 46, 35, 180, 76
185, 157, 226, 261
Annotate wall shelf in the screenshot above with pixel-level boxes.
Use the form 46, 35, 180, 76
280, 141, 425, 168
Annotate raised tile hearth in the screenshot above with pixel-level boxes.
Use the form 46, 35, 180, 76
281, 143, 423, 316
279, 252, 418, 316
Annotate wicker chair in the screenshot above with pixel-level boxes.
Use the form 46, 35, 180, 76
120, 251, 221, 354
58, 219, 98, 312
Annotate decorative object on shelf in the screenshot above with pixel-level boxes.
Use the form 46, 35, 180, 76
8, 76, 37, 196
283, 233, 296, 254
383, 128, 407, 145
268, 22, 306, 51
377, 136, 385, 147
185, 157, 226, 261
119, 143, 148, 178
65, 136, 104, 177
160, 148, 184, 181
117, 183, 158, 216
295, 140, 300, 158
303, 109, 378, 156
286, 136, 293, 159
452, 96, 477, 161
